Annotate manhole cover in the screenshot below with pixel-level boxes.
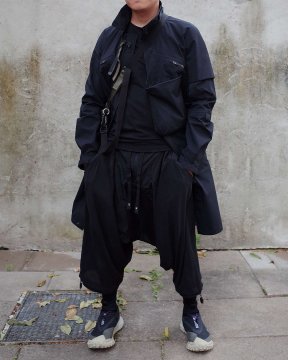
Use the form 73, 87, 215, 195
0, 290, 102, 344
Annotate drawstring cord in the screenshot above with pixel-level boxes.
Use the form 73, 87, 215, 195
126, 152, 145, 215
126, 152, 132, 211
134, 153, 145, 214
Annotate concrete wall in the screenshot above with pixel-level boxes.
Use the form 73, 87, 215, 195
0, 0, 287, 250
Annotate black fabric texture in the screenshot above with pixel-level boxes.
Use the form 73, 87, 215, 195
113, 14, 171, 152
183, 296, 199, 314
101, 291, 118, 311
79, 148, 203, 297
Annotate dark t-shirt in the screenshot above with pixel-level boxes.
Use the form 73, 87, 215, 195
114, 21, 171, 152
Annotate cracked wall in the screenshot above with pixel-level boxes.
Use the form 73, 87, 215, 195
0, 0, 287, 250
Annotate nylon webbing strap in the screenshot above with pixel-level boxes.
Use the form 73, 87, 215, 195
99, 68, 131, 154
99, 13, 168, 154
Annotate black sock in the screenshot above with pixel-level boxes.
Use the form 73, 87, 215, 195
182, 295, 199, 315
101, 290, 118, 311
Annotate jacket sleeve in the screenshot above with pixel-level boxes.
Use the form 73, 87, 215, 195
178, 25, 216, 175
75, 30, 108, 170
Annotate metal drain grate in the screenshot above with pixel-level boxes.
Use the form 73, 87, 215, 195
1, 290, 102, 343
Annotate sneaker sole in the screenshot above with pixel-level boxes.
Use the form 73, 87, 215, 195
87, 315, 124, 349
180, 321, 214, 352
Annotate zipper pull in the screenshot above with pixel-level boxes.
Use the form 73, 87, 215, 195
200, 293, 204, 304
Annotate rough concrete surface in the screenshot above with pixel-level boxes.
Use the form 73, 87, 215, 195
0, 0, 287, 250
1, 249, 288, 359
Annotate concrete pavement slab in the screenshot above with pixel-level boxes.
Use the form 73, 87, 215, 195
22, 251, 80, 272
0, 272, 51, 302
199, 250, 252, 272
0, 345, 21, 360
17, 341, 162, 360
0, 301, 17, 330
262, 249, 288, 269
202, 268, 264, 299
240, 250, 288, 296
164, 337, 288, 360
47, 271, 81, 290
240, 250, 277, 270
118, 297, 288, 342
251, 270, 288, 296
0, 251, 32, 271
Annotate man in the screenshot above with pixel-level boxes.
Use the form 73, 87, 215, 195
72, 0, 222, 353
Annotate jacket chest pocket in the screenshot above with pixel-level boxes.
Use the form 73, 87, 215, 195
144, 50, 185, 87
99, 54, 115, 77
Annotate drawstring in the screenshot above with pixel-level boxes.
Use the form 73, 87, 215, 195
126, 152, 132, 211
126, 152, 145, 215
134, 153, 145, 214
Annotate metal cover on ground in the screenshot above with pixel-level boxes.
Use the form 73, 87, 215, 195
1, 290, 102, 343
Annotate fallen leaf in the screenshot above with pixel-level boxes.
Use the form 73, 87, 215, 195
116, 291, 127, 310
37, 279, 46, 287
163, 327, 170, 339
53, 298, 67, 303
84, 320, 97, 332
47, 273, 60, 279
37, 300, 50, 307
65, 307, 77, 319
60, 323, 71, 335
8, 317, 38, 326
135, 248, 151, 254
74, 267, 80, 272
250, 252, 262, 259
124, 267, 141, 273
91, 299, 102, 309
139, 275, 153, 281
65, 315, 83, 324
67, 304, 78, 309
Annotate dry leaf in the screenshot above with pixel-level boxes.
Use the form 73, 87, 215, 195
80, 300, 94, 309
67, 304, 78, 309
53, 298, 67, 303
163, 327, 170, 339
65, 315, 83, 324
37, 300, 50, 307
74, 267, 80, 272
60, 323, 71, 335
37, 279, 46, 287
47, 273, 60, 279
84, 320, 97, 332
139, 275, 153, 281
65, 307, 77, 319
8, 317, 38, 326
250, 252, 262, 259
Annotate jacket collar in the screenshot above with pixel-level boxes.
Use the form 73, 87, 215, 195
112, 1, 164, 35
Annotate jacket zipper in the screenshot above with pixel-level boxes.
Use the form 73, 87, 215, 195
171, 60, 184, 68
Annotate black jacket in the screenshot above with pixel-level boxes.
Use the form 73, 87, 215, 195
73, 2, 223, 235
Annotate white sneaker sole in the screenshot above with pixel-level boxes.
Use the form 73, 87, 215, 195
180, 321, 214, 352
87, 315, 124, 349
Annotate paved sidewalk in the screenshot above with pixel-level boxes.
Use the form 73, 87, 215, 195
0, 245, 287, 359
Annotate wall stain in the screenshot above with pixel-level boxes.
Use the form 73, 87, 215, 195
0, 59, 17, 113
0, 45, 41, 198
212, 0, 288, 105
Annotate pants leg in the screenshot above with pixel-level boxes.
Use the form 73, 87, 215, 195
152, 151, 203, 298
79, 151, 133, 294
114, 149, 203, 298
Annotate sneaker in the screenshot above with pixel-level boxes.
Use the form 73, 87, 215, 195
87, 307, 124, 349
180, 311, 214, 352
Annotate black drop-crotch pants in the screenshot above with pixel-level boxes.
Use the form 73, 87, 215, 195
79, 148, 203, 298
